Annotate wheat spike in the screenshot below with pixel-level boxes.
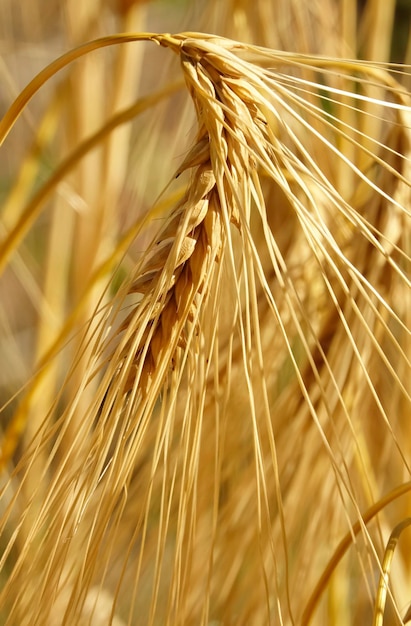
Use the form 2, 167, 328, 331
109, 36, 261, 398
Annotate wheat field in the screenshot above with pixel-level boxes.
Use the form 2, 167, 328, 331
1, 1, 411, 624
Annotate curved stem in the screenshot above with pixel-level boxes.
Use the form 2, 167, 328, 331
373, 517, 411, 626
301, 481, 411, 625
0, 32, 182, 146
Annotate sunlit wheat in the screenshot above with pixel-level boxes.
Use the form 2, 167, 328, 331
0, 19, 411, 626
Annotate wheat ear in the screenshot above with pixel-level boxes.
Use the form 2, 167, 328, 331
110, 38, 250, 397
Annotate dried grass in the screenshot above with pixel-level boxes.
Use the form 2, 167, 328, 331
1, 2, 411, 625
